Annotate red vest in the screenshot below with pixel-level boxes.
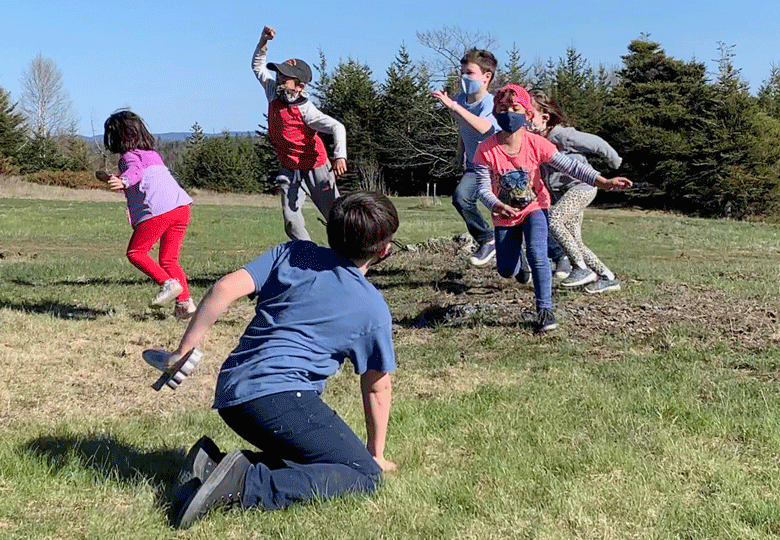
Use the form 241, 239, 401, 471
268, 99, 328, 170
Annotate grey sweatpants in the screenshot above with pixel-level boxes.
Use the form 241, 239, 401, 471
277, 162, 340, 241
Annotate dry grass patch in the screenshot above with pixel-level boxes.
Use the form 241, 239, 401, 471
0, 174, 279, 207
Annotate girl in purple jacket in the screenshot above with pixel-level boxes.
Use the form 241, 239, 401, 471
103, 110, 195, 319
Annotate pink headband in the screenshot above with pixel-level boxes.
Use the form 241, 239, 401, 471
494, 84, 533, 111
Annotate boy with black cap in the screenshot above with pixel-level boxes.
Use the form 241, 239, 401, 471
252, 25, 347, 241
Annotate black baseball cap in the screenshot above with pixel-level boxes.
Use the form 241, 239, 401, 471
268, 58, 312, 84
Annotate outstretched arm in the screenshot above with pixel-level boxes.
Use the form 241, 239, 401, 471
361, 369, 396, 472
432, 91, 494, 135
173, 269, 256, 357
547, 152, 632, 190
252, 26, 277, 99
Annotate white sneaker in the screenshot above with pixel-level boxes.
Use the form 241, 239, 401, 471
174, 298, 197, 320
151, 279, 183, 308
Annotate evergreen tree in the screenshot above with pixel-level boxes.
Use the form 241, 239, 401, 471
0, 85, 25, 173
603, 38, 713, 209
604, 37, 780, 216
696, 44, 780, 217
494, 43, 529, 87
377, 44, 450, 194
178, 131, 263, 192
757, 64, 780, 119
317, 58, 381, 192
187, 122, 205, 146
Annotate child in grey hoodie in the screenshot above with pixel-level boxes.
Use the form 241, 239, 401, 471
531, 91, 624, 293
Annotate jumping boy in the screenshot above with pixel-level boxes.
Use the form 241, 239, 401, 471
432, 48, 499, 266
167, 192, 399, 529
253, 25, 347, 241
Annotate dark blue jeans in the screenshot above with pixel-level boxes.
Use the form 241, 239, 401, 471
494, 209, 553, 310
219, 390, 382, 511
452, 170, 493, 246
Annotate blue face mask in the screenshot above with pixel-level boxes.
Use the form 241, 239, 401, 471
460, 75, 482, 95
495, 111, 530, 133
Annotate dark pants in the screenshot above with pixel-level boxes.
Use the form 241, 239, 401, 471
219, 390, 382, 511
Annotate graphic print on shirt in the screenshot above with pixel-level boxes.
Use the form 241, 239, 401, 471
497, 168, 536, 209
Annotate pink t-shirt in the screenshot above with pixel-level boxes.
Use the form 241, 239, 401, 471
473, 131, 558, 228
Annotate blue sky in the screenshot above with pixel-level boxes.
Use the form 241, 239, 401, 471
1, 0, 777, 135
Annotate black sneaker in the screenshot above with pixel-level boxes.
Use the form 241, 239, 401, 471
516, 269, 532, 284
175, 450, 251, 529
469, 240, 496, 266
535, 308, 558, 334
169, 437, 225, 519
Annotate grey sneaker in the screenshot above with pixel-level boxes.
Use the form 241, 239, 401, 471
469, 240, 496, 266
175, 450, 251, 529
585, 277, 621, 294
561, 267, 597, 287
553, 256, 571, 279
151, 279, 183, 307
170, 437, 225, 515
535, 308, 558, 334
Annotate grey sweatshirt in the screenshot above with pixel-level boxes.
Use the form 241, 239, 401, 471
542, 125, 622, 193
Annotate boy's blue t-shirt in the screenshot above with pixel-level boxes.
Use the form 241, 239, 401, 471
454, 92, 498, 170
213, 241, 396, 409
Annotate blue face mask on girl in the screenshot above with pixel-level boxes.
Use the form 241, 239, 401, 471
460, 75, 482, 95
494, 111, 530, 133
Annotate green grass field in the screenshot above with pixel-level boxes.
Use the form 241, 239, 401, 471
2, 191, 780, 539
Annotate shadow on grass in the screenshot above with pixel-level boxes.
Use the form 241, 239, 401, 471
0, 300, 113, 320
20, 434, 186, 524
396, 304, 536, 331
10, 275, 221, 288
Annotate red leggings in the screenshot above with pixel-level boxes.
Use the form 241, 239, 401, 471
126, 205, 191, 301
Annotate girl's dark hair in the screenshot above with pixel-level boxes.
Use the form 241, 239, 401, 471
529, 90, 570, 129
327, 192, 399, 261
103, 109, 156, 154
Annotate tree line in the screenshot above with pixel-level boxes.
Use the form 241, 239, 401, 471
2, 33, 780, 218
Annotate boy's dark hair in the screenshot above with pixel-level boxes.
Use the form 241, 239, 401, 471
460, 48, 497, 84
103, 109, 156, 154
327, 192, 399, 261
529, 90, 570, 129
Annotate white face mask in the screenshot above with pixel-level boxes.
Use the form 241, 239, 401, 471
276, 85, 302, 103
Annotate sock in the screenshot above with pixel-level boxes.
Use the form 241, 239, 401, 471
602, 270, 615, 280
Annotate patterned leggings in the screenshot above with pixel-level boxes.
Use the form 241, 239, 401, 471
548, 184, 611, 277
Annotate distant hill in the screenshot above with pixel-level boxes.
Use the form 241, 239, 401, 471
82, 131, 258, 142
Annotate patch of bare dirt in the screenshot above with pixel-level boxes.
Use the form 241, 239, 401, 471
376, 236, 780, 351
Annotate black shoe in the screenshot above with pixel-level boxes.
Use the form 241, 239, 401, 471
169, 436, 225, 519
175, 450, 251, 529
516, 269, 532, 284
535, 308, 558, 334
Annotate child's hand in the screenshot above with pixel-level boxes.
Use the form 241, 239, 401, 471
595, 176, 632, 191
432, 90, 454, 110
492, 201, 523, 220
260, 25, 275, 45
332, 158, 347, 178
107, 175, 126, 191
373, 455, 397, 472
